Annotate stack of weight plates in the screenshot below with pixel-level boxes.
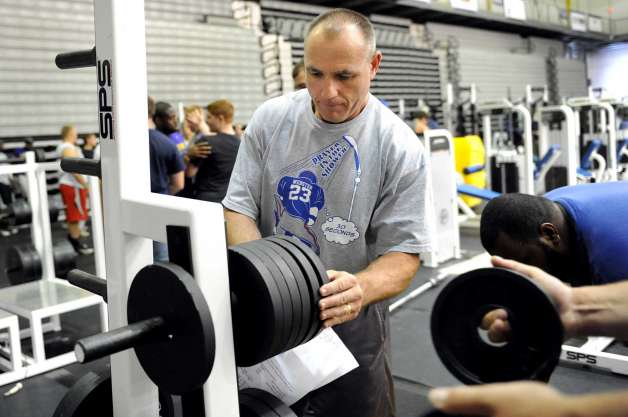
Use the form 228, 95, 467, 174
228, 236, 329, 367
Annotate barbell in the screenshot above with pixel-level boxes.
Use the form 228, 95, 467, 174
67, 236, 328, 395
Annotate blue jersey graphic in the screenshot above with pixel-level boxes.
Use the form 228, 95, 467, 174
274, 170, 325, 253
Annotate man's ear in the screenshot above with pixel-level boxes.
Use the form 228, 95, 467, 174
539, 222, 560, 247
369, 51, 382, 80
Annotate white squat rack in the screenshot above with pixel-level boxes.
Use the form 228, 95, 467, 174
56, 0, 240, 415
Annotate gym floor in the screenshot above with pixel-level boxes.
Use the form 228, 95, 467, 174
1, 226, 627, 417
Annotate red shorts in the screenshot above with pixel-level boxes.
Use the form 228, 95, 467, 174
59, 184, 88, 222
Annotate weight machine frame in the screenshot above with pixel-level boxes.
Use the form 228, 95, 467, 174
59, 1, 241, 415
0, 152, 107, 386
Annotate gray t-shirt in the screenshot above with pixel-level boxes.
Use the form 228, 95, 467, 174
224, 89, 434, 417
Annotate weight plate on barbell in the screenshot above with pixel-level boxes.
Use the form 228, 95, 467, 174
241, 240, 296, 354
431, 267, 563, 384
265, 237, 321, 345
246, 239, 303, 351
229, 245, 285, 366
262, 238, 311, 348
128, 263, 215, 394
275, 235, 329, 290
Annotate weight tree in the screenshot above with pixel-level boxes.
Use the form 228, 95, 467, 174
55, 0, 240, 415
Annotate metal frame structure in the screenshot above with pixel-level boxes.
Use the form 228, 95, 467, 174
87, 1, 238, 415
421, 129, 461, 268
536, 105, 578, 187
561, 337, 628, 376
0, 310, 22, 385
477, 99, 534, 195
566, 96, 618, 182
0, 152, 107, 386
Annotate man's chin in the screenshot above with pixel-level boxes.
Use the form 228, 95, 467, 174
319, 111, 348, 124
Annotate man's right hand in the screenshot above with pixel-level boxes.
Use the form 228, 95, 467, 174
187, 141, 212, 159
481, 256, 577, 342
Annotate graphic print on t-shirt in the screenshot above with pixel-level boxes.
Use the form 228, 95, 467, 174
274, 135, 362, 254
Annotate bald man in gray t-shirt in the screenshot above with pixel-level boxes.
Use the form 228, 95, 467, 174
223, 9, 434, 417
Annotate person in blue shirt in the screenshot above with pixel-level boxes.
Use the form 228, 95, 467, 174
148, 96, 185, 260
480, 182, 628, 286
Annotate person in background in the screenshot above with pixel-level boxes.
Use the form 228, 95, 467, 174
82, 133, 99, 159
292, 59, 306, 90
480, 182, 628, 287
147, 96, 185, 261
413, 110, 430, 136
56, 125, 93, 255
188, 99, 240, 203
153, 101, 186, 154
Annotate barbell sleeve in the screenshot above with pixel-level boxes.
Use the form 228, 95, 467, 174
67, 269, 107, 302
74, 317, 165, 363
55, 47, 96, 69
61, 157, 101, 178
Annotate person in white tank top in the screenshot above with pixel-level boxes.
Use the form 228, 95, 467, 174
56, 125, 93, 255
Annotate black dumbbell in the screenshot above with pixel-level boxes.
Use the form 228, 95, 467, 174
4, 240, 78, 285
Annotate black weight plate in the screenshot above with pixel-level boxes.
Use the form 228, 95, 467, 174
431, 267, 563, 384
10, 200, 31, 226
52, 369, 113, 417
53, 240, 78, 276
239, 391, 281, 417
242, 240, 295, 354
247, 239, 302, 351
5, 244, 41, 285
262, 239, 310, 348
229, 246, 283, 366
128, 263, 215, 394
265, 237, 321, 344
233, 245, 287, 360
243, 388, 297, 417
275, 235, 329, 289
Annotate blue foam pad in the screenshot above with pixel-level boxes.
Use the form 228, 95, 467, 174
463, 164, 485, 175
535, 144, 561, 179
577, 167, 593, 178
581, 139, 602, 170
457, 184, 500, 200
617, 140, 627, 160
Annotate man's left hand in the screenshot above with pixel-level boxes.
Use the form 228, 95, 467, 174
319, 270, 364, 328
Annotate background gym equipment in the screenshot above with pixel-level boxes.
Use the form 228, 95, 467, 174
0, 151, 107, 388
566, 96, 618, 182
431, 267, 563, 384
478, 99, 535, 195
0, 199, 60, 227
421, 130, 461, 268
4, 241, 78, 284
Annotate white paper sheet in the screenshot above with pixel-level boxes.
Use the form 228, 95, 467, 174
237, 328, 359, 405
